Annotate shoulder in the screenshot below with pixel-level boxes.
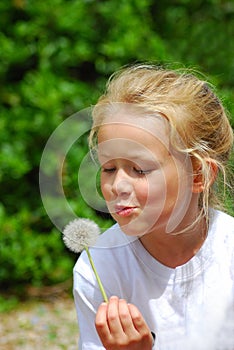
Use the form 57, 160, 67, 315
209, 209, 234, 232
208, 209, 234, 264
73, 223, 138, 304
73, 223, 135, 283
209, 209, 234, 247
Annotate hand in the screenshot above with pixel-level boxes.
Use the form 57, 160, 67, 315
95, 296, 153, 350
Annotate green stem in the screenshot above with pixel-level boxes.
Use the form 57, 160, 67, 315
85, 247, 108, 303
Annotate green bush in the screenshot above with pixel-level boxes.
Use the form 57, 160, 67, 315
0, 207, 73, 287
0, 0, 233, 293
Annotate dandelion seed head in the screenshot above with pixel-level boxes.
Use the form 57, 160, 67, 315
63, 218, 100, 253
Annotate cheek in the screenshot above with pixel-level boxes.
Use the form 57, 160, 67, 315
133, 179, 150, 204
144, 173, 167, 204
100, 173, 115, 202
166, 163, 190, 201
165, 171, 179, 198
100, 178, 110, 200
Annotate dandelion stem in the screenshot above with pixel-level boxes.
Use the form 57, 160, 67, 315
85, 247, 108, 302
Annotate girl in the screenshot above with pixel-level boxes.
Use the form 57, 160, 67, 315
73, 64, 234, 349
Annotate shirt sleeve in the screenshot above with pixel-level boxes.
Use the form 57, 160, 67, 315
73, 253, 106, 350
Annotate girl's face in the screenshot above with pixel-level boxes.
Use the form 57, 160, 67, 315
97, 115, 193, 237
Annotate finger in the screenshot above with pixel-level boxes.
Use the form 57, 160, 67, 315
107, 296, 123, 336
95, 302, 110, 338
128, 303, 150, 334
118, 298, 137, 334
128, 303, 153, 347
128, 304, 154, 348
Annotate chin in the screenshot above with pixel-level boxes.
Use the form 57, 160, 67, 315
119, 219, 154, 237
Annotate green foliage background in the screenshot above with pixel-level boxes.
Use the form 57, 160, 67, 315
0, 0, 233, 295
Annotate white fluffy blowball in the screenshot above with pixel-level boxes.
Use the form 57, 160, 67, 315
63, 218, 100, 253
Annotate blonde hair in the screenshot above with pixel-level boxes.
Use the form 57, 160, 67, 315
90, 64, 233, 219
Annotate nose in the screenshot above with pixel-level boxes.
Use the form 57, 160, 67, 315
112, 169, 133, 197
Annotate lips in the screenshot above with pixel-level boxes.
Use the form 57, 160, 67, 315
114, 205, 137, 217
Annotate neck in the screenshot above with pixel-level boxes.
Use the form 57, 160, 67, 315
139, 216, 208, 268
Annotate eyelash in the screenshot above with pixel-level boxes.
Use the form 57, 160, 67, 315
134, 168, 151, 175
102, 168, 115, 173
102, 167, 151, 175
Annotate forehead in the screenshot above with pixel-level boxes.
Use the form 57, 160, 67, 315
97, 117, 170, 162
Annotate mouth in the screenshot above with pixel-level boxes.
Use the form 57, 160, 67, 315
114, 205, 137, 217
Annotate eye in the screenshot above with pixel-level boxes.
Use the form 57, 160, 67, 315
102, 167, 116, 173
133, 167, 152, 175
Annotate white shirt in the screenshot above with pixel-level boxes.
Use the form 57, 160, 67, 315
73, 209, 234, 349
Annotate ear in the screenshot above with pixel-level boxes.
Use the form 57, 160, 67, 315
192, 158, 218, 194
